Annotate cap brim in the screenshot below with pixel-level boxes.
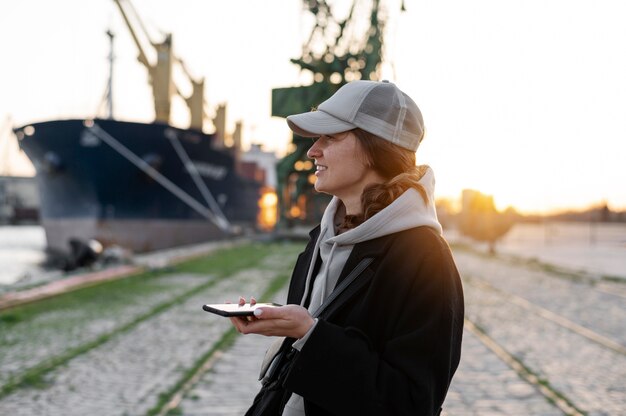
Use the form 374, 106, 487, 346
286, 110, 355, 137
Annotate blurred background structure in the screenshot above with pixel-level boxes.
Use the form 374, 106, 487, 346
272, 0, 389, 228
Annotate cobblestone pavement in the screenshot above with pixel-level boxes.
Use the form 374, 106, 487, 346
0, 273, 210, 386
175, 324, 564, 416
455, 250, 626, 415
176, 249, 624, 416
1, 243, 623, 415
443, 329, 562, 416
454, 250, 626, 344
176, 256, 570, 416
174, 288, 290, 416
175, 333, 275, 416
0, 249, 296, 416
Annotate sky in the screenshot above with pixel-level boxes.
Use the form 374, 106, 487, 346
1, 0, 625, 215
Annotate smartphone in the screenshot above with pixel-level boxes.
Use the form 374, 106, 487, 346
202, 302, 281, 317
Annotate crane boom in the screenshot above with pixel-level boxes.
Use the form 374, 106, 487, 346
112, 0, 151, 70
112, 0, 174, 125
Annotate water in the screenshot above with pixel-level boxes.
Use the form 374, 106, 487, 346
1, 222, 625, 288
499, 221, 626, 278
0, 225, 49, 285
448, 221, 626, 279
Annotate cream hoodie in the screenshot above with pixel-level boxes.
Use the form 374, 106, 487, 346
282, 166, 442, 416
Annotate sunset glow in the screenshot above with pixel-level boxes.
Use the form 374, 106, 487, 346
1, 0, 625, 215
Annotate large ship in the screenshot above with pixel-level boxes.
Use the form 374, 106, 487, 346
13, 0, 261, 255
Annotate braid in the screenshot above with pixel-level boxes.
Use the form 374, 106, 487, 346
361, 165, 429, 221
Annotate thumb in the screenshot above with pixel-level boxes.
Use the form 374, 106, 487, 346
253, 305, 282, 319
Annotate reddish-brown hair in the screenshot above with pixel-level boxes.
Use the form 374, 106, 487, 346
339, 128, 429, 230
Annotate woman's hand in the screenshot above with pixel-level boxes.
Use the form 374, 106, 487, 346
229, 296, 315, 339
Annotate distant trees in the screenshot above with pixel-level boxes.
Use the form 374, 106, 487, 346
458, 190, 516, 254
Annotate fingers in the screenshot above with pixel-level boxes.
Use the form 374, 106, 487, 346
231, 314, 253, 332
238, 296, 257, 306
236, 319, 276, 336
229, 296, 259, 333
229, 316, 241, 328
237, 305, 315, 338
227, 296, 292, 336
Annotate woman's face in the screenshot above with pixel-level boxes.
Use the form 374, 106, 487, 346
306, 131, 383, 212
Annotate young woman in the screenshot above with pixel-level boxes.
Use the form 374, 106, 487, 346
230, 80, 464, 416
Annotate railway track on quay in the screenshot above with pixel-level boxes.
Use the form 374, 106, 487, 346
453, 249, 626, 416
132, 247, 626, 416
466, 277, 626, 356
0, 241, 303, 416
0, 241, 623, 415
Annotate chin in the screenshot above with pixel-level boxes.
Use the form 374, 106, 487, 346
314, 185, 331, 195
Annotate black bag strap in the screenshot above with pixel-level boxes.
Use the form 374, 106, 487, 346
261, 257, 374, 383
311, 257, 374, 318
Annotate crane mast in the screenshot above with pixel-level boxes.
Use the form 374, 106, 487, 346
272, 0, 388, 118
293, 0, 384, 85
274, 0, 400, 228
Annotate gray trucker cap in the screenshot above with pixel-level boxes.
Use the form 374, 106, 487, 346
286, 80, 424, 151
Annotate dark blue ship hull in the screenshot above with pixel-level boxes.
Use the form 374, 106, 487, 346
16, 119, 260, 253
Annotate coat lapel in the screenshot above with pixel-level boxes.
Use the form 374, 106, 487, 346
315, 235, 394, 319
289, 228, 393, 314
334, 234, 392, 287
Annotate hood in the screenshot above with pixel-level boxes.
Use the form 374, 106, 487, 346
321, 165, 442, 247
299, 166, 442, 308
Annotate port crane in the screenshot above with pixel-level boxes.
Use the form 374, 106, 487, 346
112, 0, 222, 136
274, 0, 401, 227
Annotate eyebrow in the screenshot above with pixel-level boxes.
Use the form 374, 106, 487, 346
323, 132, 347, 140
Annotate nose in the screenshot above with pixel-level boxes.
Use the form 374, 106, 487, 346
307, 139, 322, 159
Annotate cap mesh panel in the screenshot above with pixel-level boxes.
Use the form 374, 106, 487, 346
358, 85, 399, 131
357, 84, 423, 141
403, 97, 424, 137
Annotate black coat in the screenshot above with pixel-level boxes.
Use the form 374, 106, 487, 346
252, 225, 464, 416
